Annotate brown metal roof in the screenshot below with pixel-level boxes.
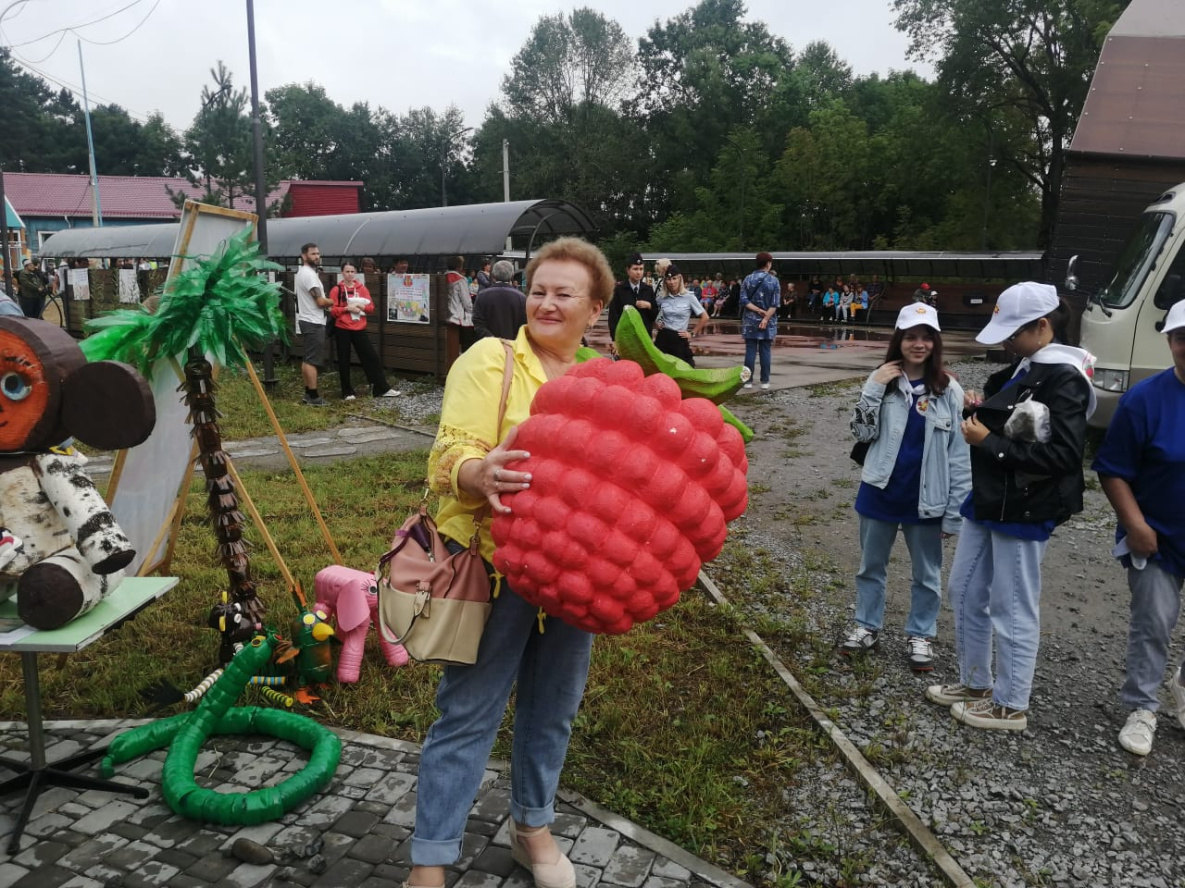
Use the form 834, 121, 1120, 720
1071, 0, 1185, 159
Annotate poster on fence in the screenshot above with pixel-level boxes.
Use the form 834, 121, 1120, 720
118, 268, 139, 303
387, 273, 430, 323
69, 268, 91, 301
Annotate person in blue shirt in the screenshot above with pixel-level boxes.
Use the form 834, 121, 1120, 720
739, 252, 780, 388
842, 304, 971, 671
654, 265, 708, 366
926, 282, 1095, 732
1093, 299, 1185, 756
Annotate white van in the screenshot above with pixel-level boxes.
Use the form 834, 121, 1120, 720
1076, 182, 1185, 427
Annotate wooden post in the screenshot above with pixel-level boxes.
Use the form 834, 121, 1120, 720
241, 358, 343, 565
225, 457, 298, 593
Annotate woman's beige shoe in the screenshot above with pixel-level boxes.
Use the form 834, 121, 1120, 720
508, 819, 577, 888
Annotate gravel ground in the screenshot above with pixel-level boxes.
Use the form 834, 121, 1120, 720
352, 359, 1185, 886
715, 359, 1185, 888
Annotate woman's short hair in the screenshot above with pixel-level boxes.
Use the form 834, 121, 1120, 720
756, 251, 773, 267
525, 238, 614, 307
447, 255, 465, 272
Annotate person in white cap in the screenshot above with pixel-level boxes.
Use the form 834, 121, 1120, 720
1092, 298, 1185, 755
841, 303, 972, 671
926, 282, 1094, 731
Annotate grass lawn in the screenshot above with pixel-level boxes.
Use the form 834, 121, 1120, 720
0, 453, 828, 880
212, 359, 438, 440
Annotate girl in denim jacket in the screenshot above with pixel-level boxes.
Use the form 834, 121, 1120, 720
842, 304, 972, 672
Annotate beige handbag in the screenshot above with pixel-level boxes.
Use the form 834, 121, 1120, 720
375, 341, 514, 665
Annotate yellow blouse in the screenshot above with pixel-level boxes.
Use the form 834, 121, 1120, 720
428, 326, 549, 562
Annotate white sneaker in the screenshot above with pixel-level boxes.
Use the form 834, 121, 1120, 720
1170, 667, 1185, 731
1118, 708, 1157, 756
343, 394, 356, 402
761, 383, 770, 389
743, 383, 753, 389
377, 389, 402, 398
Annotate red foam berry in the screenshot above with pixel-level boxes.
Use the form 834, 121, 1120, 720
492, 362, 749, 634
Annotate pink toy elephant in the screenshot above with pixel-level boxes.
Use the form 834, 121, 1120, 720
315, 565, 408, 682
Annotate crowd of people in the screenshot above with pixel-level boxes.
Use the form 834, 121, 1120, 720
411, 238, 1185, 888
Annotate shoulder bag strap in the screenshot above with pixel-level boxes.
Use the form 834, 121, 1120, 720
496, 339, 515, 433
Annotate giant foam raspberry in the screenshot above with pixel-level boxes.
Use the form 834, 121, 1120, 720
491, 358, 748, 635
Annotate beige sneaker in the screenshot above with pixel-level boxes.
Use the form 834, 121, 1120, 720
951, 698, 1027, 731
1118, 709, 1157, 756
925, 683, 991, 707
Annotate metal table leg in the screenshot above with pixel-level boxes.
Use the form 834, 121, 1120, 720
0, 652, 149, 855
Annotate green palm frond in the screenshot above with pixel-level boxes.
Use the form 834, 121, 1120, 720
79, 308, 159, 375
81, 226, 289, 378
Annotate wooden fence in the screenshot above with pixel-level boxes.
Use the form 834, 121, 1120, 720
65, 269, 456, 381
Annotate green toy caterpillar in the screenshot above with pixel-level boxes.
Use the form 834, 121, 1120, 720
102, 630, 341, 826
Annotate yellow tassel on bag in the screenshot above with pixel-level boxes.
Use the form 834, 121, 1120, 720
536, 607, 547, 634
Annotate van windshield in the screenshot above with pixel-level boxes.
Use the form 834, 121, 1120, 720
1097, 212, 1175, 308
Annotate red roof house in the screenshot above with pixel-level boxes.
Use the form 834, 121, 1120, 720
5, 173, 363, 249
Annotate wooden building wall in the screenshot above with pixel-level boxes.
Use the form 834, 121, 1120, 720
1050, 155, 1185, 295
65, 269, 456, 381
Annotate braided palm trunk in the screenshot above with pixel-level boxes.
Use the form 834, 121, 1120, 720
183, 353, 261, 622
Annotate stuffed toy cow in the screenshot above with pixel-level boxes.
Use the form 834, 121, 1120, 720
0, 318, 155, 630
314, 565, 408, 682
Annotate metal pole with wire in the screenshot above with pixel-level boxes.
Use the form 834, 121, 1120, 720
77, 40, 102, 227
245, 0, 275, 387
0, 167, 15, 298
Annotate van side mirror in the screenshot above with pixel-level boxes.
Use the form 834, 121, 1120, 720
1154, 273, 1183, 310
1064, 255, 1079, 293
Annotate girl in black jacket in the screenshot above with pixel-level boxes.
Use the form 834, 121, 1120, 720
925, 282, 1095, 731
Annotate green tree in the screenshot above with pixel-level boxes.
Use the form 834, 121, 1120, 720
501, 8, 636, 125
633, 0, 795, 216
175, 61, 257, 209
265, 83, 397, 211
892, 0, 1129, 250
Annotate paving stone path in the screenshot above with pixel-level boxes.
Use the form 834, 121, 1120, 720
0, 721, 750, 888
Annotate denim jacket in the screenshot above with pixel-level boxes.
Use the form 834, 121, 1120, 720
851, 372, 972, 534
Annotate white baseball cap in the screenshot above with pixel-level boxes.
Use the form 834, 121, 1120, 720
976, 281, 1060, 345
1163, 300, 1185, 334
895, 303, 940, 332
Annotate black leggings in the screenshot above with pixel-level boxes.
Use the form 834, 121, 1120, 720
335, 326, 391, 397
654, 328, 695, 367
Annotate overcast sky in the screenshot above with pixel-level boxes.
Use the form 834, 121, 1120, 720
2, 0, 931, 132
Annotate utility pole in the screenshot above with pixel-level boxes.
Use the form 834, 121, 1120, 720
0, 167, 14, 298
246, 0, 276, 387
503, 139, 512, 252
78, 41, 102, 227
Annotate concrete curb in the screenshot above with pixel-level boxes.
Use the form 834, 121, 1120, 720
696, 570, 976, 888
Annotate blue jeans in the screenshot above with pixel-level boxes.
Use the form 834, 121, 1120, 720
410, 583, 594, 865
855, 516, 944, 638
744, 338, 772, 384
947, 520, 1047, 710
1120, 561, 1184, 712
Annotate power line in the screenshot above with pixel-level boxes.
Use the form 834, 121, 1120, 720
76, 0, 161, 47
6, 0, 147, 47
11, 54, 154, 124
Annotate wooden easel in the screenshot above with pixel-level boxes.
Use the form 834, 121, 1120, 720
102, 202, 342, 592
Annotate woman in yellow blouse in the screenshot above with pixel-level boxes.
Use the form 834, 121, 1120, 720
408, 237, 612, 888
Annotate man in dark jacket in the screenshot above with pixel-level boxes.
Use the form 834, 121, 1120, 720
472, 260, 526, 340
608, 252, 656, 350
16, 259, 50, 319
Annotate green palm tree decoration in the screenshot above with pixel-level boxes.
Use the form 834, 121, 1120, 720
82, 226, 288, 624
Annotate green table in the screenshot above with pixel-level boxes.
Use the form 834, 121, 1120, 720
0, 576, 178, 854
